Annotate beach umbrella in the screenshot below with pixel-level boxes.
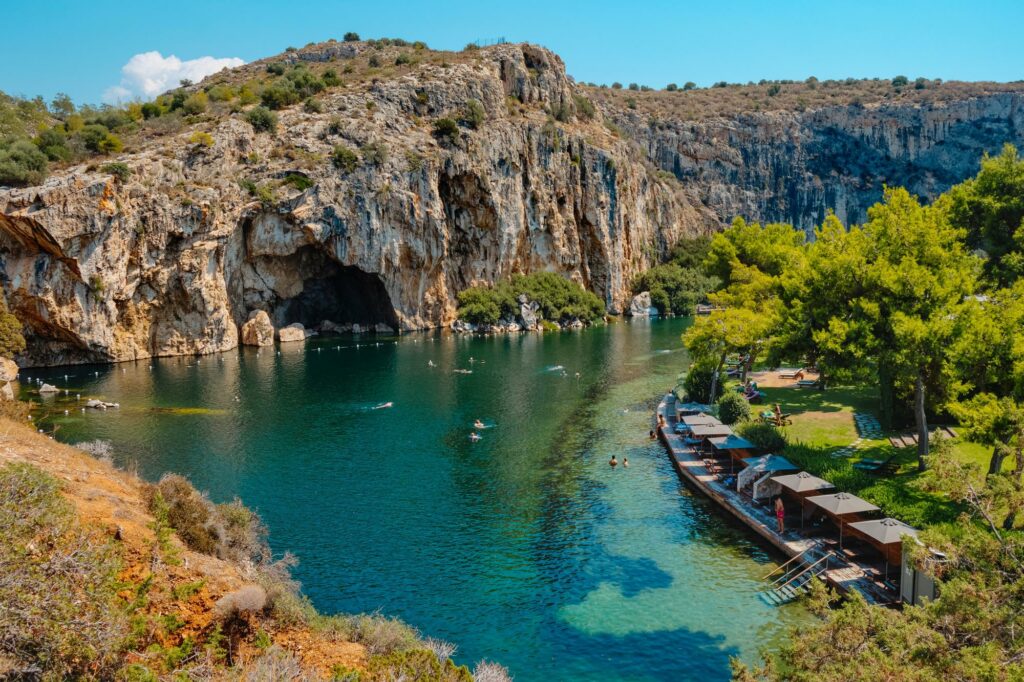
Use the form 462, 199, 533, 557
688, 423, 733, 439
806, 492, 880, 547
676, 402, 712, 417
847, 518, 919, 580
682, 413, 722, 427
771, 471, 833, 494
739, 454, 797, 471
709, 435, 756, 452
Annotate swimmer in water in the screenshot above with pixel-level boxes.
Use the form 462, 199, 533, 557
428, 360, 435, 367
474, 419, 485, 429
609, 455, 618, 468
374, 402, 394, 410
470, 432, 482, 441
623, 457, 629, 468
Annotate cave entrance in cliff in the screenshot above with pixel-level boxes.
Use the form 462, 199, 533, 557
278, 264, 400, 331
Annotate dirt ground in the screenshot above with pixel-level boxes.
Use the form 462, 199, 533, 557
746, 368, 820, 389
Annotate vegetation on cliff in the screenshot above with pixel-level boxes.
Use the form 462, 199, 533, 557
631, 235, 719, 315
456, 272, 604, 326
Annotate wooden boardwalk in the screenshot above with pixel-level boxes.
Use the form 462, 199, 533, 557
656, 395, 897, 606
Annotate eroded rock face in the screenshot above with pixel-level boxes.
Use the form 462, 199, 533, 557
277, 323, 307, 343
241, 311, 274, 347
606, 94, 1024, 232
0, 44, 712, 366
629, 292, 653, 317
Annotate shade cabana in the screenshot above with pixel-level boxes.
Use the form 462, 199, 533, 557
806, 492, 880, 548
736, 455, 797, 494
709, 434, 757, 473
674, 412, 722, 435
688, 423, 733, 439
676, 402, 712, 418
847, 518, 919, 567
771, 471, 835, 528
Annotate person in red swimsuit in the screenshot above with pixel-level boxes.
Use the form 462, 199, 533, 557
775, 497, 785, 533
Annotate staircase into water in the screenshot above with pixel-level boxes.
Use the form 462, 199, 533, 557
760, 548, 832, 605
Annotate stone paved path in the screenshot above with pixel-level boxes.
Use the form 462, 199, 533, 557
831, 412, 884, 458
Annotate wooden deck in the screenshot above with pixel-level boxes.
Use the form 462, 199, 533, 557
656, 395, 898, 606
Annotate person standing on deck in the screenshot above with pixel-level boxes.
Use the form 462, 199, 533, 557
775, 497, 785, 533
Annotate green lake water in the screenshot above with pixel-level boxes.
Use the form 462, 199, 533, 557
25, 318, 806, 680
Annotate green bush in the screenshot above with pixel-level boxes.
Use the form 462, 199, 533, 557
892, 75, 909, 87
304, 97, 324, 113
456, 287, 508, 325
633, 263, 718, 315
665, 83, 678, 92
323, 69, 341, 87
464, 99, 485, 129
367, 649, 472, 681
182, 92, 208, 115
573, 94, 596, 120
683, 362, 723, 404
432, 117, 460, 144
0, 463, 126, 678
344, 32, 360, 42
0, 139, 49, 185
736, 421, 788, 452
361, 140, 388, 166
101, 162, 132, 182
266, 62, 286, 76
34, 127, 71, 161
717, 391, 751, 425
457, 273, 604, 326
0, 297, 25, 359
332, 145, 359, 172
246, 106, 278, 133
284, 173, 314, 190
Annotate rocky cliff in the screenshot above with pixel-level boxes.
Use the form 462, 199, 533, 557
2, 40, 1022, 366
595, 86, 1024, 230
0, 43, 712, 366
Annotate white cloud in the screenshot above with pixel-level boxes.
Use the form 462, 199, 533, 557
103, 51, 245, 103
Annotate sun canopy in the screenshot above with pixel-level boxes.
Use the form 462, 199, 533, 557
740, 454, 797, 472
772, 471, 833, 494
682, 413, 722, 427
676, 402, 713, 416
806, 492, 879, 517
709, 435, 756, 451
688, 424, 733, 438
847, 518, 918, 545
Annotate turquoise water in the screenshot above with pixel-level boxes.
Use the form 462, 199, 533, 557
26, 318, 805, 680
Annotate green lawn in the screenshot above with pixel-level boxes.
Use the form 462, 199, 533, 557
741, 383, 997, 529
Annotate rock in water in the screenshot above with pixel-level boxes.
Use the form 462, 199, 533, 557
39, 383, 59, 394
518, 295, 540, 331
629, 292, 653, 317
241, 311, 275, 347
277, 323, 307, 343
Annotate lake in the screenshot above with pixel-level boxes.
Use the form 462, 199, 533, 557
25, 317, 806, 681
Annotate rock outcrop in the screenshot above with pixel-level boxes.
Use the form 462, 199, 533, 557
629, 291, 653, 317
0, 357, 17, 400
277, 323, 308, 343
240, 311, 274, 347
0, 43, 711, 366
1, 40, 1021, 366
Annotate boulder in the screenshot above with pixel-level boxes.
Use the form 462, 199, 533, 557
85, 399, 119, 409
518, 295, 540, 331
352, 323, 362, 334
374, 322, 394, 334
0, 382, 13, 401
629, 292, 653, 317
241, 311, 274, 346
0, 357, 17, 383
277, 323, 307, 343
39, 383, 59, 394
321, 320, 352, 334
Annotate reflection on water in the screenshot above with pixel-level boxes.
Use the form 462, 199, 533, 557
25, 319, 806, 681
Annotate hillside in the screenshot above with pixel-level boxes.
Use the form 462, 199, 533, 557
0, 417, 487, 679
1, 38, 1022, 365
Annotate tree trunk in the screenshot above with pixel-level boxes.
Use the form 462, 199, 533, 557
878, 363, 896, 430
915, 373, 929, 472
710, 352, 726, 403
989, 447, 1008, 476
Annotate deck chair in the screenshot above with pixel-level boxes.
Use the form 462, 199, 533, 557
853, 455, 898, 475
796, 379, 821, 389
778, 369, 804, 380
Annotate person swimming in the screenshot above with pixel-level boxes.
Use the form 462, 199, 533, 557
470, 432, 482, 441
609, 455, 618, 467
623, 457, 629, 468
474, 419, 486, 429
373, 401, 394, 410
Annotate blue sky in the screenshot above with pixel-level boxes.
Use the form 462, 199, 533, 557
3, 0, 1022, 105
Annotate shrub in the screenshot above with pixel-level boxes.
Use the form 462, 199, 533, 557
683, 362, 723, 404
188, 131, 214, 148
238, 645, 305, 679
683, 81, 696, 90
98, 133, 123, 154
349, 613, 421, 655
322, 69, 341, 87
573, 94, 596, 120
611, 82, 622, 89
473, 661, 514, 682
361, 140, 388, 166
632, 263, 717, 316
0, 463, 126, 678
628, 83, 639, 91
367, 649, 472, 681
266, 62, 286, 76
463, 42, 479, 51
368, 54, 382, 68
666, 83, 678, 92
892, 75, 909, 87
344, 31, 360, 42
432, 117, 460, 144
214, 585, 267, 620
717, 391, 751, 425
425, 638, 457, 661
304, 97, 324, 113
182, 91, 208, 115
395, 52, 413, 66
456, 287, 506, 325
464, 99, 485, 129
405, 150, 424, 172
35, 127, 71, 161
246, 106, 278, 133
77, 439, 114, 463
141, 101, 164, 119
767, 83, 781, 96
327, 116, 343, 135
736, 421, 788, 452
331, 145, 359, 172
100, 162, 131, 182
0, 297, 25, 359
0, 138, 49, 185
284, 173, 313, 190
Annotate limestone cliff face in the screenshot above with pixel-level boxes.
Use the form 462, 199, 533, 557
607, 92, 1024, 231
0, 44, 712, 366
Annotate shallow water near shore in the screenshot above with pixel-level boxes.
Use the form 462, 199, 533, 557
27, 318, 807, 681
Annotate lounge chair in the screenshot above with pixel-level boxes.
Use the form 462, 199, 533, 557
796, 379, 821, 389
778, 369, 804, 380
853, 455, 898, 475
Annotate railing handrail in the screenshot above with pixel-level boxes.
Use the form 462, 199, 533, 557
769, 553, 831, 593
761, 545, 815, 582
